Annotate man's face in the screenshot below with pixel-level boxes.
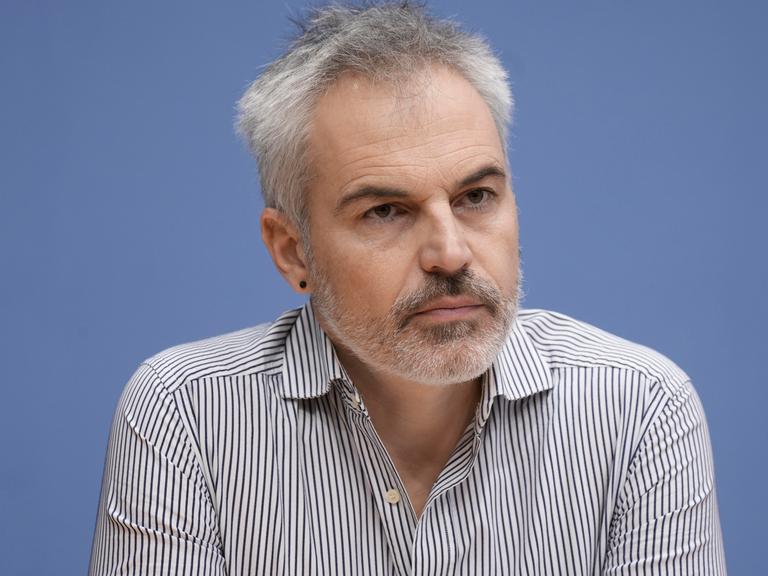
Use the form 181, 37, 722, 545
304, 65, 520, 386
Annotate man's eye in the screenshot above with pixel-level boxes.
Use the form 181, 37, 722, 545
466, 190, 487, 204
364, 204, 399, 221
458, 188, 495, 210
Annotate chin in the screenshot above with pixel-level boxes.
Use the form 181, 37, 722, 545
385, 335, 504, 386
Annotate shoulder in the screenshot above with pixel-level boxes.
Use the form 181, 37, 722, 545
135, 308, 301, 396
517, 308, 690, 399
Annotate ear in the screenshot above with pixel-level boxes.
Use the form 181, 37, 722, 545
260, 208, 310, 294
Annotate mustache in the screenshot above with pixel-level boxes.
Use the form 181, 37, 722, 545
392, 269, 503, 329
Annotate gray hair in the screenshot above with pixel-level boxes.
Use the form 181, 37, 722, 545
237, 2, 513, 234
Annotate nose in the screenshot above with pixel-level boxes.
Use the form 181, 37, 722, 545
418, 206, 473, 275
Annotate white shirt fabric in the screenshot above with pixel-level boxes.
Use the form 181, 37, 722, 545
90, 303, 726, 575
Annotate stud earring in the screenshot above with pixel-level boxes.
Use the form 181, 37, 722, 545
299, 280, 307, 289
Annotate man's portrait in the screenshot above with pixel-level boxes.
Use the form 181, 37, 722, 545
2, 1, 766, 574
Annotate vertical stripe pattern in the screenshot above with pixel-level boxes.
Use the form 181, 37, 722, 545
90, 304, 726, 574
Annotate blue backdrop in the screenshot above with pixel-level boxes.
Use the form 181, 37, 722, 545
1, 1, 765, 574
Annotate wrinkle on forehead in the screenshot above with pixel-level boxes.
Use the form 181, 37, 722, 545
336, 147, 503, 195
335, 130, 498, 167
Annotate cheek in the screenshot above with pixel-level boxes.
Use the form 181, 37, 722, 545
502, 229, 521, 284
476, 214, 519, 289
313, 234, 408, 310
483, 244, 519, 291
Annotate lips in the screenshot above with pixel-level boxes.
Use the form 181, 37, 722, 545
412, 296, 485, 315
392, 270, 502, 330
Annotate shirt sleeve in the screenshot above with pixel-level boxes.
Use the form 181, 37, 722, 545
89, 363, 226, 576
604, 380, 727, 575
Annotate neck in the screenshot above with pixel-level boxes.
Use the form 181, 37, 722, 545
356, 360, 480, 442
334, 344, 482, 515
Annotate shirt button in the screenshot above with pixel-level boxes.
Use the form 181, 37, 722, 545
384, 489, 401, 505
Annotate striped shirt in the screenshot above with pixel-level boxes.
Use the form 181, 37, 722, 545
90, 303, 726, 575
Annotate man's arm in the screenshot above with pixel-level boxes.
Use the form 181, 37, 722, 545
604, 380, 727, 574
90, 363, 226, 576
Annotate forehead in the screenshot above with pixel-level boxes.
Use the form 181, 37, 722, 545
306, 66, 506, 195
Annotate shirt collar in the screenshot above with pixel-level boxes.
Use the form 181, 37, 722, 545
279, 302, 553, 403
474, 315, 554, 429
488, 315, 553, 401
279, 302, 349, 399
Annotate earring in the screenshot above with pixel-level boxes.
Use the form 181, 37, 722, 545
299, 280, 307, 289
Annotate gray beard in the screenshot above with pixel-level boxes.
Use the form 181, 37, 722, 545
309, 267, 521, 386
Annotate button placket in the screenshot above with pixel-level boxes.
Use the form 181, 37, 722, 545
342, 396, 416, 576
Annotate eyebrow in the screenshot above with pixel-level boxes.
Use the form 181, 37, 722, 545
458, 164, 507, 188
335, 186, 409, 214
335, 163, 507, 214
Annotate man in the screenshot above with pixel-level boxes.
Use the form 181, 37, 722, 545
90, 3, 726, 574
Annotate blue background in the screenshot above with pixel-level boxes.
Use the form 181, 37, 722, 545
1, 1, 765, 573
